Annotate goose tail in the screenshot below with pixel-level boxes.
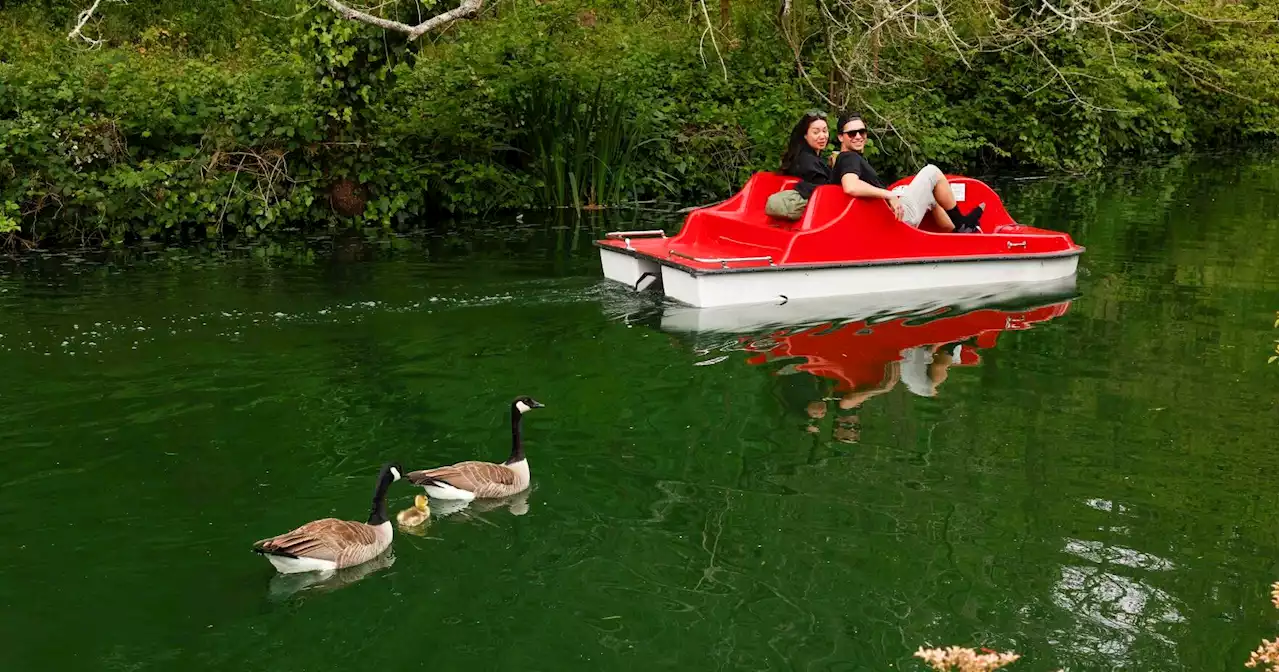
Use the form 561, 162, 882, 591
405, 471, 444, 487
252, 538, 299, 558
407, 471, 476, 501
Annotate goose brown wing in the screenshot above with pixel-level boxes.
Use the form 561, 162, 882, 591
252, 518, 379, 561
407, 461, 516, 494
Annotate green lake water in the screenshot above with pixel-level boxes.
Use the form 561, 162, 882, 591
1, 153, 1276, 671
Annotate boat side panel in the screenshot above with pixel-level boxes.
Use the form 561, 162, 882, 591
660, 254, 1080, 308
600, 247, 662, 291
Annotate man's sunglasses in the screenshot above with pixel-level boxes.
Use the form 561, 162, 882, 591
842, 128, 869, 137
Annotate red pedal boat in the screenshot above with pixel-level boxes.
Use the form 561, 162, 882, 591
595, 172, 1085, 308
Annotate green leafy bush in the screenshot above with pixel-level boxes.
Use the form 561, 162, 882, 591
0, 0, 1273, 246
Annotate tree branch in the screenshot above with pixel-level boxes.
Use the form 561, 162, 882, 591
696, 0, 729, 81
321, 0, 484, 40
67, 0, 119, 46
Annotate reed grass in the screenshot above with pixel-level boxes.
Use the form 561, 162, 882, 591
513, 78, 654, 210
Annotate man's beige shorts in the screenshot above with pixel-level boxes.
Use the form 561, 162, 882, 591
894, 164, 945, 227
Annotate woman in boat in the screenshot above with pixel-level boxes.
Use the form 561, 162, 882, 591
830, 113, 982, 233
765, 111, 832, 221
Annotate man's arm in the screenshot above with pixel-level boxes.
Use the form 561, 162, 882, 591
841, 173, 904, 220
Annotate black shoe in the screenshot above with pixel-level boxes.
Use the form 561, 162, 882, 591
945, 203, 984, 233
956, 203, 985, 233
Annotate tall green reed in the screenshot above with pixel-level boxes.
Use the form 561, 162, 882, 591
513, 78, 656, 210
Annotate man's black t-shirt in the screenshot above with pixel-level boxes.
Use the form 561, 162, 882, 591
784, 149, 831, 199
831, 151, 885, 189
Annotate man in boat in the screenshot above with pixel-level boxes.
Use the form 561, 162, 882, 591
830, 113, 983, 233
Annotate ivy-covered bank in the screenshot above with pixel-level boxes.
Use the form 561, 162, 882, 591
0, 0, 1275, 246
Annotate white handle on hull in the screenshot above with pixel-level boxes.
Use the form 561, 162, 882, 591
606, 230, 667, 238
668, 250, 775, 268
606, 230, 667, 250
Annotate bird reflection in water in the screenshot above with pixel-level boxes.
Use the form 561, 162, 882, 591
265, 548, 397, 602
426, 487, 532, 521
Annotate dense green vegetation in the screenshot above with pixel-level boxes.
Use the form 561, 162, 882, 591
0, 0, 1274, 246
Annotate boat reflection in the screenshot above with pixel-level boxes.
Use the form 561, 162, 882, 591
653, 281, 1076, 444
738, 298, 1072, 397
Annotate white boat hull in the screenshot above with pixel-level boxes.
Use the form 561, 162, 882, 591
600, 248, 663, 292
659, 275, 1078, 334
599, 247, 1080, 309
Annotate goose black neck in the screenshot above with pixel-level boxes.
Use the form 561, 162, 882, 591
366, 470, 395, 525
505, 404, 525, 465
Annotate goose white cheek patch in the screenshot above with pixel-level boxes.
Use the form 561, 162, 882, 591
515, 401, 531, 413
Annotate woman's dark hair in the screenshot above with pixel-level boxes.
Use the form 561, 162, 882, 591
835, 113, 864, 135
779, 110, 828, 172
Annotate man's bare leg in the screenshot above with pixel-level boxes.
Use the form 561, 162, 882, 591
933, 177, 959, 210
933, 175, 985, 233
930, 204, 956, 232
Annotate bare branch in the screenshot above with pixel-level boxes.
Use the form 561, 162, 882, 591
320, 0, 484, 40
697, 0, 730, 81
253, 0, 324, 21
806, 0, 1255, 117
862, 101, 918, 165
1029, 40, 1127, 112
67, 0, 122, 47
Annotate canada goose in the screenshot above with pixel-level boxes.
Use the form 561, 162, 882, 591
396, 494, 431, 528
407, 396, 544, 501
252, 462, 402, 574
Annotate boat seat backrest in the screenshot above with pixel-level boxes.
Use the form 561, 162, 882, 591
738, 172, 800, 215
669, 172, 800, 249
794, 184, 857, 231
